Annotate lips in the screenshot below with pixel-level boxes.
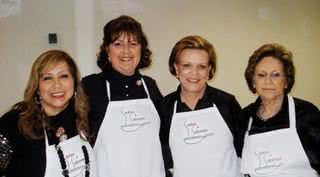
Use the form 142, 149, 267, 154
51, 92, 65, 98
120, 57, 133, 61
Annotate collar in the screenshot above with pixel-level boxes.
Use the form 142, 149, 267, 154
175, 84, 212, 111
102, 65, 142, 82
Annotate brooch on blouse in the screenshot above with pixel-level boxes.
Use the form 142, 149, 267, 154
56, 127, 68, 142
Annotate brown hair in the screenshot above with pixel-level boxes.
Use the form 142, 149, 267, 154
245, 43, 295, 93
168, 35, 217, 80
97, 15, 152, 71
16, 50, 89, 140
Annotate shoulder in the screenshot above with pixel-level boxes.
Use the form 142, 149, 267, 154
293, 97, 319, 112
293, 97, 319, 120
163, 91, 178, 105
82, 73, 104, 85
141, 75, 158, 87
82, 73, 106, 95
206, 86, 239, 107
0, 107, 21, 129
0, 107, 23, 145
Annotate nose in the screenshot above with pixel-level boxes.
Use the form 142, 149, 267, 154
264, 75, 273, 84
190, 66, 199, 76
121, 44, 131, 54
53, 78, 62, 87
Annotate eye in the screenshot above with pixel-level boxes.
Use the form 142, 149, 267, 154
113, 42, 122, 47
271, 72, 282, 78
199, 64, 208, 69
60, 74, 70, 78
181, 63, 191, 68
41, 75, 52, 81
129, 41, 139, 46
255, 73, 266, 78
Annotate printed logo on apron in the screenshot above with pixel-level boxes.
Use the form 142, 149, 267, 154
64, 152, 86, 177
183, 120, 214, 144
254, 150, 283, 175
120, 107, 151, 132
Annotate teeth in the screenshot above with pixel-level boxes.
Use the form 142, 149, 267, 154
189, 79, 199, 82
52, 92, 64, 96
120, 57, 131, 61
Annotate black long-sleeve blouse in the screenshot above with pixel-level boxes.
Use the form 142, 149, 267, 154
0, 103, 78, 177
159, 85, 242, 177
81, 67, 163, 145
240, 95, 320, 174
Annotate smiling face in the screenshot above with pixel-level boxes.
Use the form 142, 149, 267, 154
174, 49, 211, 96
254, 56, 288, 102
38, 62, 74, 116
106, 33, 141, 76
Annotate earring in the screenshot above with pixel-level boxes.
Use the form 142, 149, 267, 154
35, 93, 41, 104
74, 91, 77, 98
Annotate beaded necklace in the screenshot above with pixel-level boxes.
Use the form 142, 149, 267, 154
55, 144, 90, 177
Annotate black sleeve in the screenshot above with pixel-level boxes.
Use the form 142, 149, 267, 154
82, 74, 108, 146
142, 76, 163, 115
159, 94, 175, 177
228, 95, 243, 157
0, 111, 16, 175
295, 99, 320, 174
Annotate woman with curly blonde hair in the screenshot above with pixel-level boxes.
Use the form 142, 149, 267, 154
0, 50, 96, 177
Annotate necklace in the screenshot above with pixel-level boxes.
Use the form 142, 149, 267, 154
256, 103, 267, 121
256, 101, 283, 122
55, 144, 90, 177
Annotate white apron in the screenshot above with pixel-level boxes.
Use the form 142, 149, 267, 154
44, 132, 97, 177
241, 95, 318, 177
169, 101, 239, 177
94, 79, 165, 177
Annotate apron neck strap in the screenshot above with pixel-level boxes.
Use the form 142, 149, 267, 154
287, 95, 296, 128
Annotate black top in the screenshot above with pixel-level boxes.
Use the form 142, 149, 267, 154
241, 95, 320, 174
81, 67, 163, 145
159, 85, 242, 177
0, 103, 78, 177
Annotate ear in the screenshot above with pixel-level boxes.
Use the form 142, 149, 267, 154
105, 46, 110, 60
174, 63, 178, 75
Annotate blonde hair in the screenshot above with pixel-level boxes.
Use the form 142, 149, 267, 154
168, 35, 217, 79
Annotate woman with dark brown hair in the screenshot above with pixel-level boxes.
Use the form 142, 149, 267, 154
0, 50, 96, 177
241, 43, 320, 177
82, 15, 165, 177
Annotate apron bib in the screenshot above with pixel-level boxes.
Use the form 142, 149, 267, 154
44, 132, 97, 177
241, 95, 318, 177
169, 101, 239, 177
94, 78, 165, 177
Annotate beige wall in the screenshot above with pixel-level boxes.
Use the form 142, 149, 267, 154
0, 0, 319, 114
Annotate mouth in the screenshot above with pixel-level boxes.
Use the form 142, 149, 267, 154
262, 88, 276, 92
187, 78, 200, 83
51, 92, 65, 98
120, 57, 133, 61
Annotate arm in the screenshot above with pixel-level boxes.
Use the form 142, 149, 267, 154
0, 110, 18, 175
82, 74, 108, 146
159, 96, 174, 177
228, 96, 243, 157
142, 76, 163, 114
305, 104, 320, 174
